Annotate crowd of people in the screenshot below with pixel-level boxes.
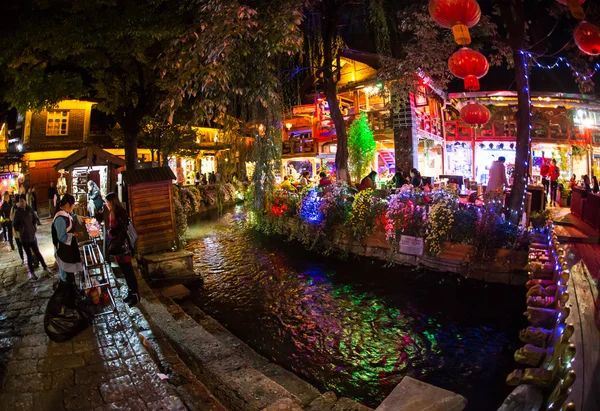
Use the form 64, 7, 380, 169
277, 166, 432, 193
1, 180, 139, 307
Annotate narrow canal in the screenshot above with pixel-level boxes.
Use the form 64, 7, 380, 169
184, 205, 525, 410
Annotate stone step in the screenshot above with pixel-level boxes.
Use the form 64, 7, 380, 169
179, 301, 321, 407
137, 281, 305, 411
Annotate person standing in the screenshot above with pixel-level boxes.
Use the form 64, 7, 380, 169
486, 157, 509, 192
52, 194, 87, 285
48, 182, 57, 216
549, 159, 560, 207
87, 181, 104, 217
13, 194, 50, 278
26, 186, 38, 213
540, 156, 550, 201
1, 192, 15, 250
10, 201, 24, 264
105, 192, 140, 306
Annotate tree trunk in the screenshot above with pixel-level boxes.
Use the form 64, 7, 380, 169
321, 5, 349, 183
119, 116, 139, 170
508, 49, 531, 223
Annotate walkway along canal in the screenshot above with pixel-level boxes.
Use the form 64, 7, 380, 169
181, 205, 526, 410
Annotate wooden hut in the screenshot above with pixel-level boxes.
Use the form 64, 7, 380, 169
54, 146, 126, 214
121, 167, 177, 255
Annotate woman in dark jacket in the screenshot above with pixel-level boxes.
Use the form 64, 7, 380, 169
1, 192, 15, 250
105, 192, 139, 306
87, 181, 104, 217
410, 168, 422, 188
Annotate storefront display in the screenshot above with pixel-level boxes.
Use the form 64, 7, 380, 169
445, 143, 472, 178
474, 142, 516, 185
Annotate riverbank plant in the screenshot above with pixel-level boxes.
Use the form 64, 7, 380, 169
348, 189, 387, 241
251, 184, 527, 261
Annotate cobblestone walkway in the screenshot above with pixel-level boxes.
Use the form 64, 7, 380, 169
0, 219, 223, 411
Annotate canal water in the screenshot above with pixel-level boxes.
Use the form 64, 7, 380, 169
185, 206, 525, 410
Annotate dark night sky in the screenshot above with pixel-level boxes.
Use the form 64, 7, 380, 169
338, 0, 599, 97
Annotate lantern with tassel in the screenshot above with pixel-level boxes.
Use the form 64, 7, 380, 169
460, 102, 491, 126
428, 0, 481, 45
448, 47, 489, 91
575, 21, 600, 55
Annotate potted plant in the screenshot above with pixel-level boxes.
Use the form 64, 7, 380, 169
560, 184, 570, 207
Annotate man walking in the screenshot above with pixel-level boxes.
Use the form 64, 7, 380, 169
487, 156, 509, 193
13, 194, 51, 278
48, 182, 57, 216
549, 158, 561, 207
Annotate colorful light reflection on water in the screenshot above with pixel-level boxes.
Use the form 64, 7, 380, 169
185, 207, 524, 409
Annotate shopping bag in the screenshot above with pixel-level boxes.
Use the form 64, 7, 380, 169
126, 220, 138, 250
44, 280, 92, 342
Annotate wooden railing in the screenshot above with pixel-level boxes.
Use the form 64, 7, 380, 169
445, 120, 592, 143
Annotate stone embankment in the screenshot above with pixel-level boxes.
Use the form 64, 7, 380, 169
136, 272, 376, 411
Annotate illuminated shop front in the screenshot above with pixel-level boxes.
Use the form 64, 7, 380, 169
444, 92, 600, 186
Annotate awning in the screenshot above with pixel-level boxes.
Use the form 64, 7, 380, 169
54, 146, 126, 171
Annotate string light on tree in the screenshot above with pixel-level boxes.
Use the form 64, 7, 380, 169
530, 55, 600, 80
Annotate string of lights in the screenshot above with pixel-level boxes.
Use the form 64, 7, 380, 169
527, 53, 600, 81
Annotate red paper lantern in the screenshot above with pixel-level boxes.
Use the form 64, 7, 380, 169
460, 102, 490, 126
448, 47, 489, 91
574, 21, 600, 55
429, 0, 481, 45
557, 0, 585, 20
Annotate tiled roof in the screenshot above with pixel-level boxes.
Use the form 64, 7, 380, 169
121, 167, 176, 185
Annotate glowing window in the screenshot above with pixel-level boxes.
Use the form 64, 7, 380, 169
46, 111, 69, 136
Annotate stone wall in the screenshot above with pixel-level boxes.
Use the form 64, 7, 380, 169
271, 217, 528, 286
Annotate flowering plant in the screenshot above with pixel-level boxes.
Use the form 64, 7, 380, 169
426, 194, 458, 256
318, 182, 353, 232
298, 189, 324, 224
348, 189, 387, 240
270, 189, 301, 217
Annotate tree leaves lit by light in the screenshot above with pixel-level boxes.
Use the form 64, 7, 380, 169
348, 113, 377, 183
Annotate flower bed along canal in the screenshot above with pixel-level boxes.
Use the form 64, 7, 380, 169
183, 205, 526, 410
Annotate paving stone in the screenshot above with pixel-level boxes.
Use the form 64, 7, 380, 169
94, 396, 147, 411
7, 301, 32, 311
0, 392, 34, 411
145, 395, 187, 411
75, 360, 128, 386
21, 333, 49, 347
73, 339, 99, 354
0, 336, 20, 350
6, 359, 38, 375
0, 311, 20, 321
4, 372, 53, 392
33, 389, 65, 411
63, 385, 104, 410
51, 369, 75, 389
99, 375, 136, 403
175, 382, 228, 411
83, 346, 121, 365
132, 373, 173, 403
38, 354, 85, 372
46, 340, 75, 356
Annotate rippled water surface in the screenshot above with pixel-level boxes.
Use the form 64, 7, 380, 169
185, 206, 524, 409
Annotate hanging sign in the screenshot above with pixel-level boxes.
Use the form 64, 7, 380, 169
399, 235, 424, 256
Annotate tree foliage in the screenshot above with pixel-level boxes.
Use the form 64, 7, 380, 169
0, 0, 195, 169
111, 117, 199, 166
159, 0, 304, 211
348, 113, 377, 183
